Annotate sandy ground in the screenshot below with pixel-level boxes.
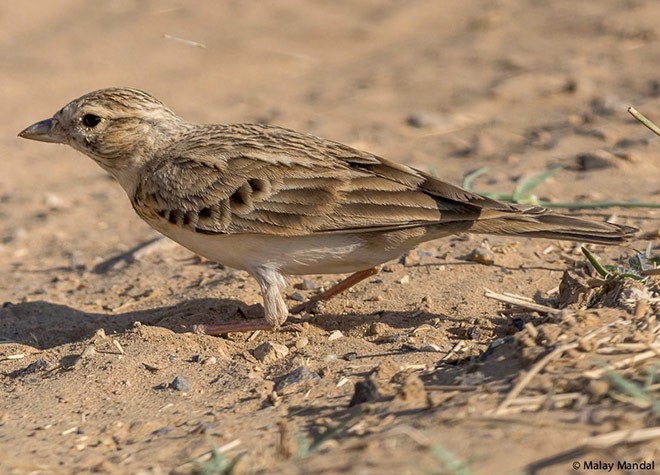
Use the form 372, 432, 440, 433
1, 1, 659, 474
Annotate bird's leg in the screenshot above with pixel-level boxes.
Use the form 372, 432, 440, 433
195, 267, 289, 335
290, 266, 381, 315
197, 267, 381, 335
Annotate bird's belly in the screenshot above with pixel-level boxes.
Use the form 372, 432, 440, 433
150, 223, 406, 275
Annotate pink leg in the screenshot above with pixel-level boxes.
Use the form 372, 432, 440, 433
290, 266, 381, 315
195, 267, 381, 335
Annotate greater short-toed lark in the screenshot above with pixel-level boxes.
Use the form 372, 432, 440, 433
19, 88, 637, 333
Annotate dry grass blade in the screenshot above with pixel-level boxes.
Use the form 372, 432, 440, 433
162, 33, 207, 48
484, 288, 558, 314
628, 106, 660, 137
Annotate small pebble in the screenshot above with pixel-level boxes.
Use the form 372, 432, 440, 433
328, 330, 343, 341
151, 427, 171, 437
294, 336, 309, 349
253, 341, 289, 363
420, 343, 442, 352
43, 192, 64, 209
401, 250, 421, 267
467, 247, 495, 265
289, 291, 305, 302
302, 279, 316, 290
203, 356, 217, 366
343, 352, 358, 361
170, 376, 190, 392
376, 334, 401, 344
275, 366, 321, 393
397, 275, 410, 285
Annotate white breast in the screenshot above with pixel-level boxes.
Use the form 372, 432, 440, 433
146, 219, 388, 275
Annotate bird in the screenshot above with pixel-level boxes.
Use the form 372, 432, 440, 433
19, 87, 637, 334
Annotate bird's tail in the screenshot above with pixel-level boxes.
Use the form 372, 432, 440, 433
466, 207, 637, 245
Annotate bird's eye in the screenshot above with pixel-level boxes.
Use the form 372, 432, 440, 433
82, 114, 101, 128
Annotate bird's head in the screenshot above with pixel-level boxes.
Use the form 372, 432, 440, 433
19, 88, 183, 181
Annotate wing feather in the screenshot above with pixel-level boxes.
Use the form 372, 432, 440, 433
132, 123, 515, 236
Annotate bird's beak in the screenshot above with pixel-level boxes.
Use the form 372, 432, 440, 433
18, 118, 66, 144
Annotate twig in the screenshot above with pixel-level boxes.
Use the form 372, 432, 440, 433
484, 288, 558, 314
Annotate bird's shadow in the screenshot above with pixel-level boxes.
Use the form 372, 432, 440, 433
0, 298, 470, 349
0, 298, 244, 349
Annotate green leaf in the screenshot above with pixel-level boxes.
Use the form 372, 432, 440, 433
513, 166, 563, 201
581, 247, 611, 278
462, 167, 489, 191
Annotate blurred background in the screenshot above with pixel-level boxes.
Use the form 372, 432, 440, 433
4, 1, 660, 175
